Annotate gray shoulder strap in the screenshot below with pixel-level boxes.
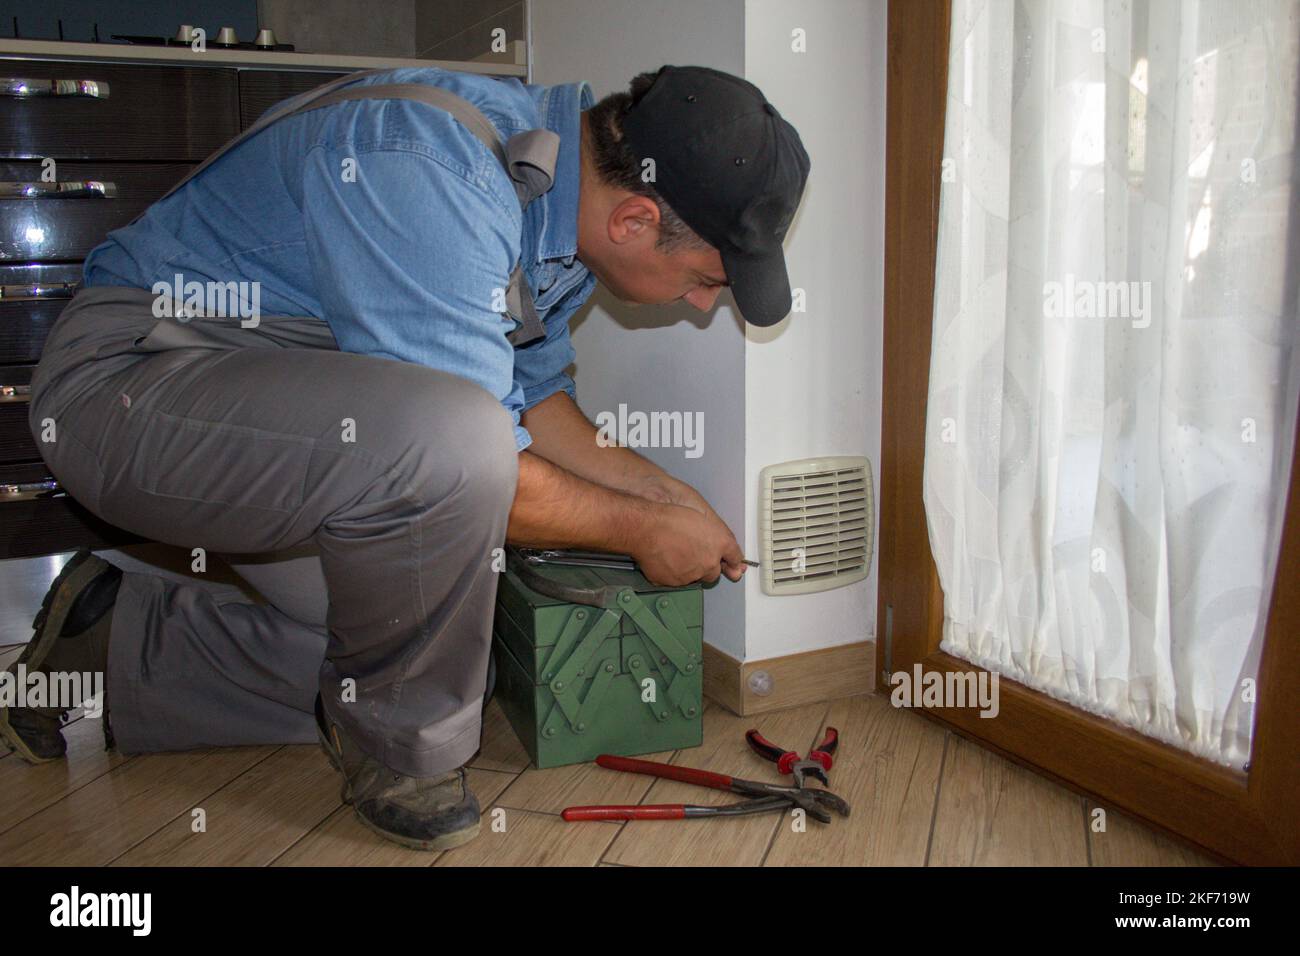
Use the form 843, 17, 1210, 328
153, 72, 560, 208
143, 70, 556, 347
307, 83, 561, 211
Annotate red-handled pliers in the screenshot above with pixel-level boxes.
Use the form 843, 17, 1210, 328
562, 754, 850, 823
745, 726, 838, 788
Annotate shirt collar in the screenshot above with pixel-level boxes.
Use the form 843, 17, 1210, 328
526, 80, 593, 266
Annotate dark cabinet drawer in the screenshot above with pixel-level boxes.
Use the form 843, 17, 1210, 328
0, 161, 191, 261
0, 364, 35, 463
0, 402, 36, 462
238, 70, 349, 129
0, 361, 35, 463
0, 63, 239, 161
0, 462, 140, 560
0, 263, 81, 364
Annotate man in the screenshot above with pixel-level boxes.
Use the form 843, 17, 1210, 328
0, 65, 809, 849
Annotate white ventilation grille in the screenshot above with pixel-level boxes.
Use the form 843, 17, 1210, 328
759, 456, 873, 596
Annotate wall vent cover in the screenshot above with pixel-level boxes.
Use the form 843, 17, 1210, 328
759, 456, 873, 596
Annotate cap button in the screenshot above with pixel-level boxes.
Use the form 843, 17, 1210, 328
764, 102, 777, 115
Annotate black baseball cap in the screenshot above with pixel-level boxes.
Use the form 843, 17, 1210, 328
622, 65, 810, 327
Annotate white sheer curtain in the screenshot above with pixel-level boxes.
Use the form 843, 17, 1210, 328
923, 0, 1299, 768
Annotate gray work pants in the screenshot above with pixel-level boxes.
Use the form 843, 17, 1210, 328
27, 285, 518, 777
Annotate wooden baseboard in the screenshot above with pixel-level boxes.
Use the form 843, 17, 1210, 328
701, 644, 744, 714
703, 641, 875, 716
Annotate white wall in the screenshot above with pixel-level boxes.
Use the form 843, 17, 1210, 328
530, 0, 749, 658
742, 0, 886, 660
529, 0, 885, 663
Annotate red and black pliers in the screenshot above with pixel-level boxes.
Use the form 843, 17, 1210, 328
562, 754, 850, 823
745, 726, 838, 788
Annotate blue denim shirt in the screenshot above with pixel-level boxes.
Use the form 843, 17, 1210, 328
83, 67, 597, 452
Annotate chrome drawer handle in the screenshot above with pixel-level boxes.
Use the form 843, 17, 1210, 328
0, 180, 116, 199
0, 281, 78, 301
0, 479, 61, 501
0, 384, 32, 402
0, 78, 110, 99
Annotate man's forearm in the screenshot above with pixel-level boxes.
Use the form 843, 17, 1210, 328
507, 449, 662, 552
509, 442, 748, 587
519, 391, 670, 495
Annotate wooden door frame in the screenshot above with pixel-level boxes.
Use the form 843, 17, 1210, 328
879, 0, 1299, 865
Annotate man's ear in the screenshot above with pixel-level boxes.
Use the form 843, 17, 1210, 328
608, 194, 661, 246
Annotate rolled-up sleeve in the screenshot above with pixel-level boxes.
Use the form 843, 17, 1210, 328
301, 142, 538, 450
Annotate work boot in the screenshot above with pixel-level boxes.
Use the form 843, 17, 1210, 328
0, 549, 120, 763
314, 694, 481, 851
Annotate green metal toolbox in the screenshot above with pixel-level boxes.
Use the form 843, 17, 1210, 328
491, 548, 704, 768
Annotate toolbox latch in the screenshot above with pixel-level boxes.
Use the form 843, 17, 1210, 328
542, 606, 621, 735
618, 588, 700, 722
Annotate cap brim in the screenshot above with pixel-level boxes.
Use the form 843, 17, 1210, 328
722, 245, 793, 327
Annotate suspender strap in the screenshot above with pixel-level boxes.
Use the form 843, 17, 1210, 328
306, 84, 513, 180
144, 69, 557, 347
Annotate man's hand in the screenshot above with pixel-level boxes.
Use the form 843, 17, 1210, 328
627, 473, 710, 515
630, 502, 746, 586
625, 474, 747, 583
517, 392, 748, 584
508, 452, 747, 586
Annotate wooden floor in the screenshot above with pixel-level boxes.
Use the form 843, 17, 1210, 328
0, 641, 1219, 867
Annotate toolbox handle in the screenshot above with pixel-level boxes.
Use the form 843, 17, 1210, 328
507, 547, 629, 608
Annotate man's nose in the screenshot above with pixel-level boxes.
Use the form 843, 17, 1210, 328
683, 287, 722, 311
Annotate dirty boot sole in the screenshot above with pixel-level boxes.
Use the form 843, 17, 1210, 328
17, 550, 106, 672
0, 551, 107, 764
351, 802, 482, 853
315, 719, 481, 852
0, 708, 65, 764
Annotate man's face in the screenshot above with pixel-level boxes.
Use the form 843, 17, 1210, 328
577, 192, 729, 313
592, 241, 729, 312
